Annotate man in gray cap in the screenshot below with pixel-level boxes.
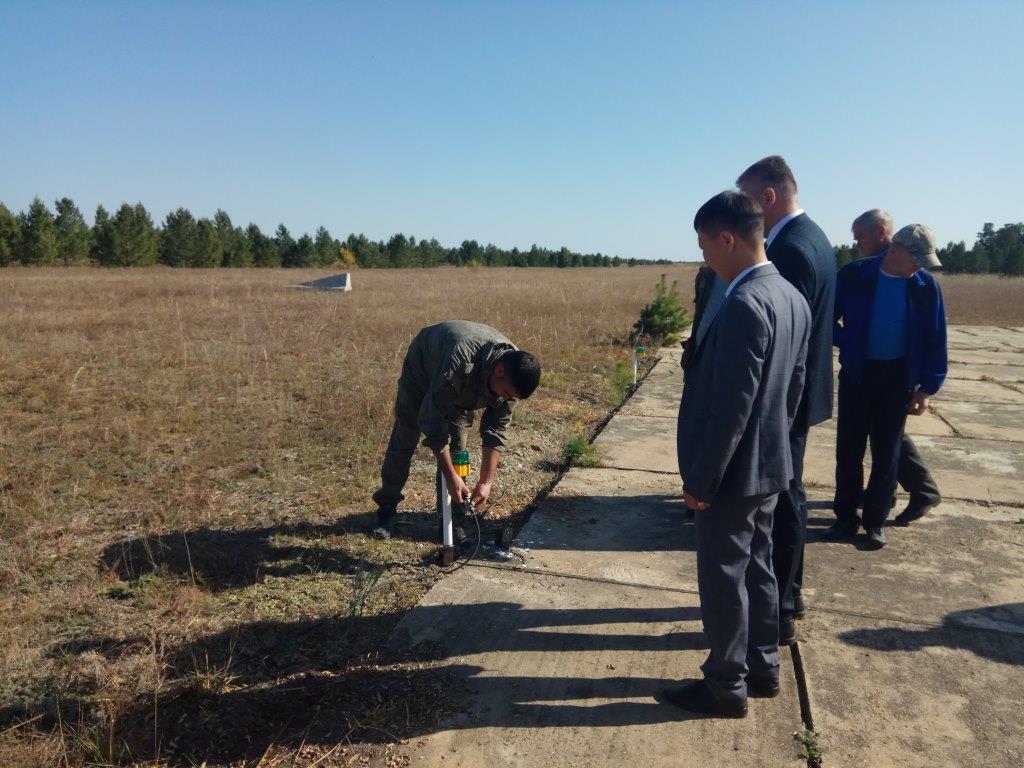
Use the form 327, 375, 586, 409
371, 320, 541, 542
827, 224, 948, 549
851, 211, 943, 525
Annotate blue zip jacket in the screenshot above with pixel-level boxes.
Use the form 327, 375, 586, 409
833, 252, 947, 395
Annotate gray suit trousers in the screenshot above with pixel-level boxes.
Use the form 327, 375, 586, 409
695, 492, 780, 698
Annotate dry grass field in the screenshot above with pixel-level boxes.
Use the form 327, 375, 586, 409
1, 265, 1021, 767
0, 264, 697, 767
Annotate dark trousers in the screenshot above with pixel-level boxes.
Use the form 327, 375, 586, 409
695, 493, 780, 700
373, 388, 473, 513
834, 360, 910, 529
772, 429, 807, 623
898, 434, 941, 509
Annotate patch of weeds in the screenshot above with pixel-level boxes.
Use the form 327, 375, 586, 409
793, 729, 823, 766
563, 435, 598, 468
609, 360, 634, 404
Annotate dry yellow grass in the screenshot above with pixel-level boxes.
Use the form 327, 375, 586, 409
0, 264, 697, 767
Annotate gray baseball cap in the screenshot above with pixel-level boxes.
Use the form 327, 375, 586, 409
892, 224, 941, 269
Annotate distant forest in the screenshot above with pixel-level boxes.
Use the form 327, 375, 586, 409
3, 197, 1021, 274
0, 197, 672, 269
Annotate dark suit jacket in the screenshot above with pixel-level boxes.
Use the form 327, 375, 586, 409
766, 213, 835, 429
676, 264, 811, 502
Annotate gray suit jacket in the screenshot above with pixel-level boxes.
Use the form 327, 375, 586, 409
676, 264, 811, 502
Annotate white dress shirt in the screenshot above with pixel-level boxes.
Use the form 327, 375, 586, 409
764, 208, 805, 249
725, 261, 772, 297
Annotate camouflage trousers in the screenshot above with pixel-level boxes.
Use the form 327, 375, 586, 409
372, 388, 474, 520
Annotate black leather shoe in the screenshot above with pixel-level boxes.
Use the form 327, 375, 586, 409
779, 618, 797, 646
794, 592, 807, 620
864, 527, 887, 549
893, 501, 937, 526
747, 672, 780, 698
371, 508, 397, 540
661, 680, 747, 718
822, 519, 859, 539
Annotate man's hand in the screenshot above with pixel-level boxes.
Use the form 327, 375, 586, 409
907, 391, 930, 416
471, 481, 493, 510
446, 474, 471, 504
683, 490, 709, 512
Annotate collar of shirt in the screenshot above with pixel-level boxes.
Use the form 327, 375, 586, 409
764, 208, 805, 248
725, 261, 771, 297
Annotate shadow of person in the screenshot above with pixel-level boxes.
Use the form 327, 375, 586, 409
838, 602, 1024, 666
98, 513, 406, 592
23, 601, 707, 765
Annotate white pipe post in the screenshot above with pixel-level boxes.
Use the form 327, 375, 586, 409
631, 348, 638, 386
440, 474, 455, 565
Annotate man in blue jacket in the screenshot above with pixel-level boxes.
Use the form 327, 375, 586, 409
827, 225, 948, 549
852, 210, 942, 524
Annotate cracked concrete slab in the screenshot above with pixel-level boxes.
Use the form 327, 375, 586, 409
804, 431, 1024, 505
945, 364, 1024, 383
931, 401, 1024, 442
393, 567, 804, 767
933, 377, 1024, 405
798, 492, 1024, 767
513, 467, 691, 591
594, 415, 677, 474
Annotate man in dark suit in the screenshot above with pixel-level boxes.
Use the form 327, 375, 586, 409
667, 191, 810, 718
737, 156, 835, 644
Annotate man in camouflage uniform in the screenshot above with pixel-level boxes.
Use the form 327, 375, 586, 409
372, 320, 541, 541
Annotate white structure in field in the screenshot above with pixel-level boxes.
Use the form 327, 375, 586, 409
297, 272, 353, 292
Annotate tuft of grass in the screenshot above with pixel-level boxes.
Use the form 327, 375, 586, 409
793, 729, 823, 766
609, 360, 634, 404
563, 434, 598, 468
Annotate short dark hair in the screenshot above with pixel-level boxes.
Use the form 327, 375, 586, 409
693, 191, 764, 245
736, 155, 798, 198
500, 350, 541, 399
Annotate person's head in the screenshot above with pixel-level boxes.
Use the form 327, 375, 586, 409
736, 155, 799, 232
851, 209, 894, 258
693, 191, 766, 282
885, 224, 941, 277
489, 350, 541, 401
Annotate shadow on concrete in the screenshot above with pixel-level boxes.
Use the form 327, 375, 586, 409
13, 602, 706, 765
522, 493, 695, 553
838, 603, 1024, 666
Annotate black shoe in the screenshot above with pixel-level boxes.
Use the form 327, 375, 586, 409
864, 527, 887, 549
822, 519, 859, 540
779, 618, 797, 646
893, 501, 937, 526
661, 680, 747, 718
371, 508, 397, 540
794, 592, 807, 620
747, 671, 780, 698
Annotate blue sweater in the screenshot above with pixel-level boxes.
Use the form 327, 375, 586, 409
833, 253, 947, 395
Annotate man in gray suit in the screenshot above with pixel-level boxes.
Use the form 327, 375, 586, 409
666, 192, 811, 717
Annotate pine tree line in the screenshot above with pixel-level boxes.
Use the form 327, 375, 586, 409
0, 197, 670, 269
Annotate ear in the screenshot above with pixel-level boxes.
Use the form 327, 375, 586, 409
719, 231, 735, 250
763, 186, 777, 208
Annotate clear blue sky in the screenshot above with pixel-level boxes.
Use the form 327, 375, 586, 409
2, 1, 1021, 261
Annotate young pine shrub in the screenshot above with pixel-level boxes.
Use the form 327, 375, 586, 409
632, 273, 690, 346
